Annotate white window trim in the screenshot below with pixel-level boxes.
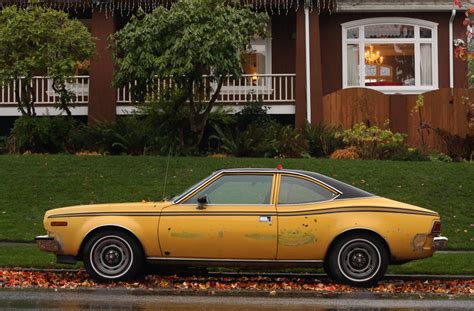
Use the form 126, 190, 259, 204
341, 17, 439, 95
220, 38, 273, 94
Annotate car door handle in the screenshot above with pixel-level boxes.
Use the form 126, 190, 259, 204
259, 216, 272, 223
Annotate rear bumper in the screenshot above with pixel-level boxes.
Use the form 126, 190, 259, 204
35, 235, 60, 253
433, 236, 448, 251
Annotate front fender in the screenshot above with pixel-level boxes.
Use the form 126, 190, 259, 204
46, 216, 161, 258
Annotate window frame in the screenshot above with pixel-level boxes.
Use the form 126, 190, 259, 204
180, 173, 276, 206
219, 37, 273, 94
276, 174, 340, 206
341, 17, 439, 94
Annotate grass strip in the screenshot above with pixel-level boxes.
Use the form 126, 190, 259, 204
0, 155, 472, 249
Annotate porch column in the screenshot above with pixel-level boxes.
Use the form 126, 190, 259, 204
309, 11, 324, 125
88, 11, 118, 124
295, 9, 307, 127
294, 9, 324, 127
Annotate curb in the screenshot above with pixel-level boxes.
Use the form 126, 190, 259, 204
3, 268, 473, 281
0, 286, 473, 300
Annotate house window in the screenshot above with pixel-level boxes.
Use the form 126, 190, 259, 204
342, 18, 438, 94
219, 38, 272, 94
242, 39, 272, 78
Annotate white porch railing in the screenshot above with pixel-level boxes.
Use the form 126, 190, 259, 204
0, 76, 89, 105
116, 74, 296, 104
0, 74, 296, 107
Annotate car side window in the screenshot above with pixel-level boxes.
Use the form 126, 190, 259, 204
184, 174, 274, 205
278, 176, 337, 204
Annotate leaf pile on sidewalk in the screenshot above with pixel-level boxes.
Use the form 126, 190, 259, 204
0, 270, 473, 296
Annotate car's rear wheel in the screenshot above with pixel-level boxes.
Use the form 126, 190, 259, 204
83, 229, 144, 282
326, 233, 388, 287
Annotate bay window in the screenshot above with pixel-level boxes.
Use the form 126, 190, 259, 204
342, 18, 438, 94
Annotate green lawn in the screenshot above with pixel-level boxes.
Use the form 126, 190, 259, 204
0, 155, 472, 250
0, 244, 472, 276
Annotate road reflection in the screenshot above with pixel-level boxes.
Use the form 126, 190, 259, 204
0, 299, 452, 311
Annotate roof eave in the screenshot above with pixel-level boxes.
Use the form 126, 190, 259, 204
336, 5, 461, 12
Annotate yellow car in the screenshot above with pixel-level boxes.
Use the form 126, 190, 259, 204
36, 168, 448, 286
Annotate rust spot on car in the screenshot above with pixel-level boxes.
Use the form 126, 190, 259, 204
244, 233, 276, 241
412, 234, 427, 251
278, 230, 316, 246
170, 231, 203, 239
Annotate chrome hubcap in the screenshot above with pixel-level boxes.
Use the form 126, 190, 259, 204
90, 235, 133, 278
338, 239, 381, 282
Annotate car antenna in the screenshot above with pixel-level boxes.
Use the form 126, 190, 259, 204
162, 149, 172, 200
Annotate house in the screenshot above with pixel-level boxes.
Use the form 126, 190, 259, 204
0, 0, 471, 149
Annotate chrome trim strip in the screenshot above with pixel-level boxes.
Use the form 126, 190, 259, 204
146, 257, 323, 263
280, 171, 342, 195
171, 169, 344, 205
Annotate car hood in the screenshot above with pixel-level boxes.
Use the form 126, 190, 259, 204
44, 201, 173, 219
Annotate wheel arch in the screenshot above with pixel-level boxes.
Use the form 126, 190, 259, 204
77, 225, 144, 260
324, 228, 392, 262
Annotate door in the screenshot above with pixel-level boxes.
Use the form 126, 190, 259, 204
159, 173, 277, 259
276, 174, 339, 260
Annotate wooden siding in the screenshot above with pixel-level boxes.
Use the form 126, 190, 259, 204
322, 88, 473, 151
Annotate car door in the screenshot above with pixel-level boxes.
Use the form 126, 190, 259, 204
158, 173, 278, 259
276, 173, 340, 260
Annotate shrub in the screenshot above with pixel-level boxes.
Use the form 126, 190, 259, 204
210, 123, 267, 157
389, 147, 428, 161
9, 116, 80, 153
335, 121, 407, 160
0, 136, 7, 154
430, 127, 474, 161
428, 152, 453, 163
304, 122, 344, 157
137, 95, 196, 155
235, 100, 273, 130
263, 123, 309, 158
330, 147, 360, 160
211, 122, 308, 158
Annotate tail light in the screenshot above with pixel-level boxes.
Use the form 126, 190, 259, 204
431, 221, 441, 234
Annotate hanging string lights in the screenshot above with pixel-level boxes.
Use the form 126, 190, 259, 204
0, 0, 338, 15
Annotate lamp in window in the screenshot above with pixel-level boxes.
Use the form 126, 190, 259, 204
365, 45, 384, 65
251, 74, 258, 86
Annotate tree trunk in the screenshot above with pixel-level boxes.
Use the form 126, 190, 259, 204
188, 77, 224, 148
14, 79, 27, 116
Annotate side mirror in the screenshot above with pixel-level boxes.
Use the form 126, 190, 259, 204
197, 195, 208, 210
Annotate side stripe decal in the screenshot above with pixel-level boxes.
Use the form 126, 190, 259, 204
48, 206, 438, 218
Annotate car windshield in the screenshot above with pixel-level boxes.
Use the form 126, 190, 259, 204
169, 172, 217, 203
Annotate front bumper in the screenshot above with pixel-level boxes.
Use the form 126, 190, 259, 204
35, 235, 60, 253
433, 236, 449, 250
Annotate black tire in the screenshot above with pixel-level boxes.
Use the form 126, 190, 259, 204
83, 229, 144, 282
326, 233, 388, 287
323, 261, 335, 280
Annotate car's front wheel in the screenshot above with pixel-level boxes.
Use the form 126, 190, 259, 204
326, 233, 388, 287
83, 229, 144, 282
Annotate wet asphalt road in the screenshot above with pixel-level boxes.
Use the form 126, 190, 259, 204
0, 289, 473, 310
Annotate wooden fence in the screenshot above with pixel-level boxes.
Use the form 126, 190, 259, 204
322, 88, 473, 151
